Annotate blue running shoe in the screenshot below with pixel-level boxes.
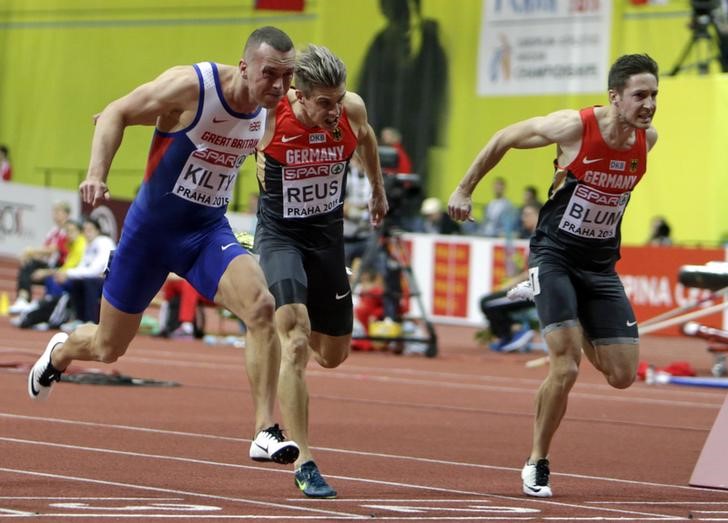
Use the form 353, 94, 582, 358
294, 461, 337, 499
501, 328, 535, 353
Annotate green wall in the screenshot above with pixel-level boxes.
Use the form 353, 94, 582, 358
1, 0, 726, 245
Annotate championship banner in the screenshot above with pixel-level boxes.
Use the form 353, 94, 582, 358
618, 245, 727, 335
477, 0, 611, 96
432, 241, 470, 318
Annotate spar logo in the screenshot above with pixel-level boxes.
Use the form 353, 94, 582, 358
283, 161, 346, 180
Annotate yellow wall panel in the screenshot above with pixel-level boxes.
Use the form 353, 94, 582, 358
1, 0, 725, 245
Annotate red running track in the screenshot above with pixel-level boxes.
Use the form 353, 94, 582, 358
1, 315, 728, 521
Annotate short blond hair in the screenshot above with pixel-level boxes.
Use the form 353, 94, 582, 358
294, 44, 347, 96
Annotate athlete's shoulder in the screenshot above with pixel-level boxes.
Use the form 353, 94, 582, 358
150, 65, 201, 103
342, 91, 366, 112
212, 63, 238, 86
547, 107, 583, 125
530, 108, 582, 144
341, 91, 368, 126
646, 126, 658, 150
157, 64, 200, 85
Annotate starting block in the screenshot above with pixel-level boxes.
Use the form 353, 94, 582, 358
691, 394, 728, 490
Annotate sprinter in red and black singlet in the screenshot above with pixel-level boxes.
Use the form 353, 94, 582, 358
255, 45, 388, 499
448, 55, 659, 498
531, 106, 647, 270
26, 27, 302, 467
257, 93, 358, 247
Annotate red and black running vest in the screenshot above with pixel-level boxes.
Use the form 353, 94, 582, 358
530, 106, 648, 270
256, 97, 358, 245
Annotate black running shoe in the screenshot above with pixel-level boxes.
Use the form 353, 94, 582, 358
294, 461, 337, 499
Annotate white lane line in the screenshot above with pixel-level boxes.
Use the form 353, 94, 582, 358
304, 371, 722, 410
588, 502, 728, 505
6, 342, 720, 407
0, 496, 184, 501
0, 467, 362, 519
3, 345, 723, 408
0, 439, 692, 520
308, 394, 713, 433
0, 513, 365, 519
0, 438, 489, 497
1, 413, 723, 495
0, 509, 34, 516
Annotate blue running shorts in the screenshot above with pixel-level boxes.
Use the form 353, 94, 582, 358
103, 216, 248, 314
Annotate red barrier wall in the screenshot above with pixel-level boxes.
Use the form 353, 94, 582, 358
617, 246, 727, 336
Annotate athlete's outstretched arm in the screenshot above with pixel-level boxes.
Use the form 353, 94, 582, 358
345, 92, 388, 227
81, 66, 200, 206
448, 109, 581, 222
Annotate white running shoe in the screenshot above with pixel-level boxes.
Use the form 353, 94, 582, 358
9, 297, 33, 315
249, 424, 300, 464
28, 332, 68, 401
507, 280, 534, 302
522, 458, 553, 497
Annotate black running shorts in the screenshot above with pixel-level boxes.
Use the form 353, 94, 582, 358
256, 233, 353, 337
528, 249, 638, 345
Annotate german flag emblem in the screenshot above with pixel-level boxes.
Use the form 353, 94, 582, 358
630, 159, 639, 172
331, 127, 342, 142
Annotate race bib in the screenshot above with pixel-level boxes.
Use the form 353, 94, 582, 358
173, 150, 246, 208
282, 161, 346, 218
559, 185, 629, 239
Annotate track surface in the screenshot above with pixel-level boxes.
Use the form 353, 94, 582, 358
2, 257, 728, 521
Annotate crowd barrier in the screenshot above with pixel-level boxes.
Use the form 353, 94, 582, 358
402, 233, 728, 335
2, 184, 724, 335
0, 183, 81, 257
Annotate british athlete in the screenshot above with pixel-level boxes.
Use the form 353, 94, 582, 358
27, 27, 300, 466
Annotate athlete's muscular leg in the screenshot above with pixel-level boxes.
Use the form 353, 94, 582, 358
580, 335, 606, 374
309, 331, 351, 369
275, 303, 314, 467
50, 298, 143, 370
215, 255, 280, 434
529, 325, 582, 462
581, 335, 638, 388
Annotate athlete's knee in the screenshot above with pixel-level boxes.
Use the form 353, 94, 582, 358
244, 288, 276, 328
548, 347, 580, 391
552, 360, 579, 389
599, 344, 639, 389
316, 345, 349, 369
606, 367, 636, 389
